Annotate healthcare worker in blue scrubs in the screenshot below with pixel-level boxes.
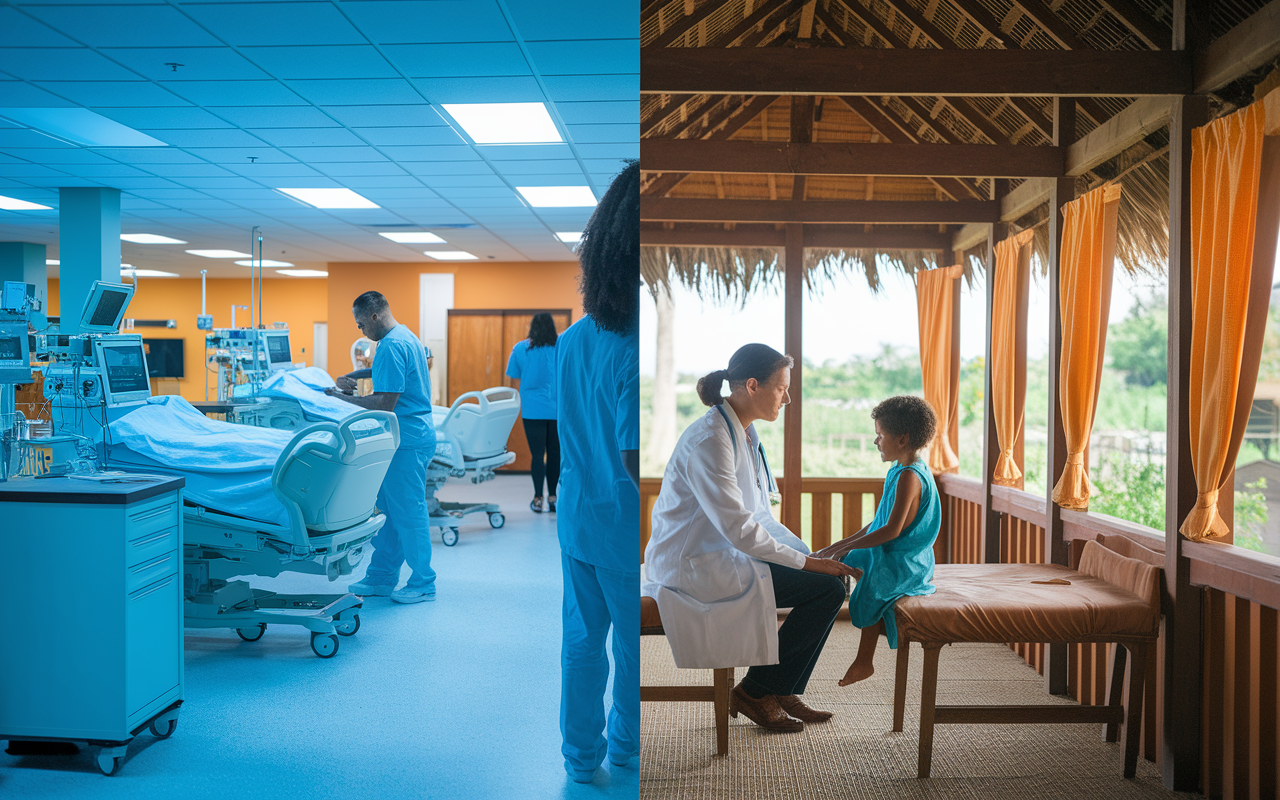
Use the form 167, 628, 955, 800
506, 312, 560, 514
326, 290, 438, 604
555, 161, 640, 784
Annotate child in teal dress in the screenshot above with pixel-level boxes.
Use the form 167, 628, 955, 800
815, 395, 941, 686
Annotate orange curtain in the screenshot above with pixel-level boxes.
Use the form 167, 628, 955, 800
991, 229, 1035, 487
916, 264, 963, 474
1182, 91, 1280, 541
1052, 184, 1123, 509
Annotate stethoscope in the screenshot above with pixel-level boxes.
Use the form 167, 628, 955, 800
715, 404, 779, 504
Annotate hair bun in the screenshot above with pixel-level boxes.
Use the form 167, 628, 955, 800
696, 368, 731, 407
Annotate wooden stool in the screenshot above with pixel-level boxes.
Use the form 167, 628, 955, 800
640, 595, 733, 756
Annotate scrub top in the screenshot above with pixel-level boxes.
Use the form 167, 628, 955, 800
556, 315, 639, 573
372, 324, 435, 449
506, 339, 557, 420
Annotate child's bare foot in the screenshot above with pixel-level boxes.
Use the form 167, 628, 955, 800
838, 660, 875, 686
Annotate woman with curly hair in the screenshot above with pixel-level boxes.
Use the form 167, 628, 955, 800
506, 312, 560, 513
554, 161, 641, 783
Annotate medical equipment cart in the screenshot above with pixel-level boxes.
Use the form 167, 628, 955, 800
0, 475, 185, 776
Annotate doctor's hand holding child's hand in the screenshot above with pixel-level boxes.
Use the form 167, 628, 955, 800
802, 556, 859, 577
335, 375, 357, 392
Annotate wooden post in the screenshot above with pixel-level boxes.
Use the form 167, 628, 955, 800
782, 221, 804, 533
1044, 97, 1075, 696
950, 248, 963, 469
1162, 91, 1209, 792
981, 205, 1006, 564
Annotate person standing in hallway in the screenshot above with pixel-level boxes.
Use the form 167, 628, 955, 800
506, 312, 560, 514
554, 161, 640, 783
326, 290, 438, 604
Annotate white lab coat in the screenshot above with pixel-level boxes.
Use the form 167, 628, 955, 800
642, 402, 810, 669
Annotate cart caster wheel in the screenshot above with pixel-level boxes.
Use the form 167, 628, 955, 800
236, 623, 266, 642
97, 752, 122, 776
443, 528, 459, 547
489, 513, 505, 529
311, 631, 339, 658
149, 717, 178, 739
334, 613, 360, 636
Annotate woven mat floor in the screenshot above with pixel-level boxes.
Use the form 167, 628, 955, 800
640, 622, 1201, 799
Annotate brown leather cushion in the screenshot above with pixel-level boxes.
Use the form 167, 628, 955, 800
896, 546, 1160, 645
641, 595, 664, 635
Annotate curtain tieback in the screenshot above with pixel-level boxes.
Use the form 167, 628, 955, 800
1065, 452, 1086, 467
1194, 490, 1219, 511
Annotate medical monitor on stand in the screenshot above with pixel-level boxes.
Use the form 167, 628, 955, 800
95, 339, 151, 406
263, 330, 293, 371
77, 282, 135, 335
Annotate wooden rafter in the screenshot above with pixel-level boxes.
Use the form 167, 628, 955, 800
642, 196, 1001, 224
641, 94, 695, 137
643, 94, 779, 197
649, 0, 724, 49
1008, 0, 1086, 50
1094, 0, 1170, 50
640, 221, 953, 250
1194, 0, 1280, 94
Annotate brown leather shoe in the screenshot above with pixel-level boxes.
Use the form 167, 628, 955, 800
729, 685, 804, 733
778, 694, 834, 723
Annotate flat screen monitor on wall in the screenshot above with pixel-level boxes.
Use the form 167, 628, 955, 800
142, 338, 184, 379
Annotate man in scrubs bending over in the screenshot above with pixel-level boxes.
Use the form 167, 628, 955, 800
327, 290, 438, 604
556, 161, 640, 783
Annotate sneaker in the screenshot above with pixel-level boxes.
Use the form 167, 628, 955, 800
530, 497, 543, 513
548, 496, 557, 513
391, 588, 436, 604
348, 581, 393, 597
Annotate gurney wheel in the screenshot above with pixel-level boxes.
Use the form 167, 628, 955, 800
335, 613, 360, 636
96, 752, 122, 776
443, 528, 459, 547
311, 631, 339, 658
149, 717, 178, 739
236, 623, 266, 642
489, 513, 505, 529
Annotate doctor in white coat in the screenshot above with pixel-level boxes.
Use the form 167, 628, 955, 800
643, 343, 856, 733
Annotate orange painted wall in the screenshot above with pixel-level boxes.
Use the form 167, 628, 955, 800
325, 261, 582, 378
48, 277, 327, 403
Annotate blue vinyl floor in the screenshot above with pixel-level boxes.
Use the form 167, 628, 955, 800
0, 475, 636, 800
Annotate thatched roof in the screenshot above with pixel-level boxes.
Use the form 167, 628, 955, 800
641, 0, 1278, 298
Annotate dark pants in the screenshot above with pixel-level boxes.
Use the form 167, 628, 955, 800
742, 562, 845, 698
523, 418, 560, 497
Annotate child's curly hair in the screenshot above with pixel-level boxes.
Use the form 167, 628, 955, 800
872, 395, 938, 453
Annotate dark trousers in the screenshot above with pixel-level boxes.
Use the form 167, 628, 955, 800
523, 418, 560, 497
742, 561, 845, 697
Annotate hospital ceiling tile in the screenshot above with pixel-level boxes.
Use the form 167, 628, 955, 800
141, 163, 238, 178
504, 173, 594, 187
0, 128, 73, 148
337, 175, 428, 189
246, 176, 343, 190
542, 74, 637, 103
182, 147, 299, 164
166, 176, 263, 190
556, 101, 639, 126
23, 4, 223, 47
424, 177, 508, 191
318, 105, 444, 128
277, 146, 389, 163
0, 154, 26, 164
0, 163, 72, 178
311, 162, 410, 177
138, 128, 268, 148
584, 157, 630, 173
92, 107, 236, 130
382, 43, 529, 79
410, 76, 543, 105
0, 80, 78, 108
13, 176, 102, 188
340, 1, 511, 43
61, 163, 154, 178
105, 177, 186, 189
148, 197, 238, 209
239, 46, 400, 81
181, 2, 367, 47
398, 210, 474, 223
0, 8, 79, 47
205, 106, 341, 129
249, 127, 366, 148
504, 0, 637, 41
575, 142, 638, 160
222, 163, 324, 178
490, 159, 581, 175
482, 144, 576, 162
101, 47, 272, 82
285, 79, 423, 107
0, 48, 143, 82
118, 197, 170, 210
5, 148, 118, 165
160, 80, 307, 107
33, 81, 190, 108
565, 123, 639, 145
527, 40, 639, 76
134, 188, 220, 199
399, 161, 493, 177
351, 127, 464, 147
375, 145, 478, 163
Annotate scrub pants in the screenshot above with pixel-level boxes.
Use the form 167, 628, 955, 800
522, 418, 560, 498
364, 444, 436, 592
561, 553, 639, 773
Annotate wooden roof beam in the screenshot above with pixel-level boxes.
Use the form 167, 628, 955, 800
641, 94, 696, 137
643, 94, 779, 198
640, 222, 953, 250
649, 0, 725, 49
1008, 0, 1086, 50
1194, 0, 1280, 94
708, 0, 794, 48
838, 96, 983, 200
640, 48, 1191, 96
642, 197, 1001, 224
640, 140, 1067, 178
1095, 0, 1170, 50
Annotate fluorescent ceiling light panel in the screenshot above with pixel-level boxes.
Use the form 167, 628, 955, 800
0, 195, 52, 211
186, 249, 252, 259
423, 251, 477, 261
555, 231, 583, 243
379, 231, 446, 244
235, 259, 294, 267
442, 103, 562, 145
276, 269, 328, 277
516, 186, 597, 207
0, 108, 167, 147
45, 259, 59, 265
122, 269, 178, 278
276, 188, 379, 209
121, 233, 187, 244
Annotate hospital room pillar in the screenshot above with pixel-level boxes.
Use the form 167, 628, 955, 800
0, 242, 47, 323
58, 187, 120, 328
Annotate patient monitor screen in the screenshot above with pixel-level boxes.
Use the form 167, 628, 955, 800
101, 344, 149, 395
0, 334, 20, 361
89, 289, 129, 328
266, 333, 291, 365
